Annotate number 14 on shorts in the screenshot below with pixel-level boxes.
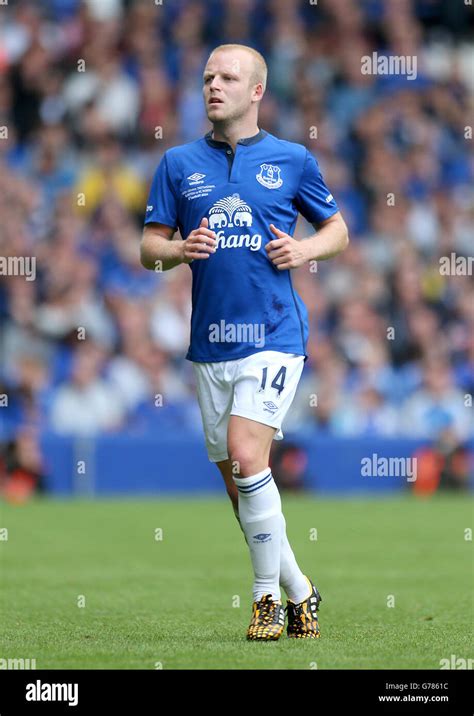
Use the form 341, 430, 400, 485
258, 365, 287, 396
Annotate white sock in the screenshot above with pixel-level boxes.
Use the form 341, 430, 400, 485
279, 513, 312, 603
233, 468, 282, 602
233, 494, 311, 603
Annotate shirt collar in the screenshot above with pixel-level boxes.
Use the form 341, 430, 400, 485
204, 128, 267, 149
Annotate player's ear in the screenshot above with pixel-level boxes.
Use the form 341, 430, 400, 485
251, 82, 263, 103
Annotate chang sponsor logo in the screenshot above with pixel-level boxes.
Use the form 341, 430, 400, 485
208, 194, 262, 251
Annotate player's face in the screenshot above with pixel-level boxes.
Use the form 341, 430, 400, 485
203, 51, 256, 124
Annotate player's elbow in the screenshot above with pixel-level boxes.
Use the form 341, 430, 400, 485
139, 238, 154, 270
338, 218, 349, 253
341, 224, 349, 251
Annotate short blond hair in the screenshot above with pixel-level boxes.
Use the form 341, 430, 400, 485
208, 44, 267, 93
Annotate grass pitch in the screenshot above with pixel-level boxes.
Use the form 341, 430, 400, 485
0, 493, 472, 669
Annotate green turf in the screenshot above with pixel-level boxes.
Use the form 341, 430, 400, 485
0, 493, 472, 669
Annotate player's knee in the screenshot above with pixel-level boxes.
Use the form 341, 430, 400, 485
227, 445, 261, 477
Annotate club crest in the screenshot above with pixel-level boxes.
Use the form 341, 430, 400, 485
256, 163, 283, 189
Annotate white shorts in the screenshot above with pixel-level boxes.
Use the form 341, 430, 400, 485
192, 350, 305, 462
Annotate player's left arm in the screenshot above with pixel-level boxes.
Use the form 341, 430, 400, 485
265, 211, 349, 271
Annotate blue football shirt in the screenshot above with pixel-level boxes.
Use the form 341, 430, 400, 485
144, 129, 339, 362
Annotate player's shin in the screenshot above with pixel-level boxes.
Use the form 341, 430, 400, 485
232, 469, 282, 602
232, 491, 310, 601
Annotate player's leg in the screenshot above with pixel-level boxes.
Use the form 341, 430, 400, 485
227, 414, 281, 592
227, 414, 285, 639
228, 351, 322, 639
228, 414, 313, 601
193, 355, 321, 638
228, 352, 308, 604
217, 455, 313, 603
227, 414, 275, 475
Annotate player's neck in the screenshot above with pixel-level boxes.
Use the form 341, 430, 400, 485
211, 121, 260, 152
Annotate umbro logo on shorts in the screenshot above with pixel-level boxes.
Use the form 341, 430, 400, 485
263, 401, 278, 413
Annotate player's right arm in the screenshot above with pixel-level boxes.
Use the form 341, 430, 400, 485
140, 218, 217, 272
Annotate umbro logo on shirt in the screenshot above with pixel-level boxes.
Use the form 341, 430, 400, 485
187, 172, 206, 185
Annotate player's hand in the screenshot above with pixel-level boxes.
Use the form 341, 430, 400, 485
265, 224, 308, 270
182, 217, 217, 263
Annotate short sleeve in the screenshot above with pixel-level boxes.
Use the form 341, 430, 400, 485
294, 150, 339, 224
144, 153, 179, 229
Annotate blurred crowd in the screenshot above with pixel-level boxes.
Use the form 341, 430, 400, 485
0, 0, 473, 457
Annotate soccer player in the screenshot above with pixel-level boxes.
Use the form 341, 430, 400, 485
140, 44, 349, 640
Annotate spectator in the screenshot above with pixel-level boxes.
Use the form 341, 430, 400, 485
49, 343, 125, 435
